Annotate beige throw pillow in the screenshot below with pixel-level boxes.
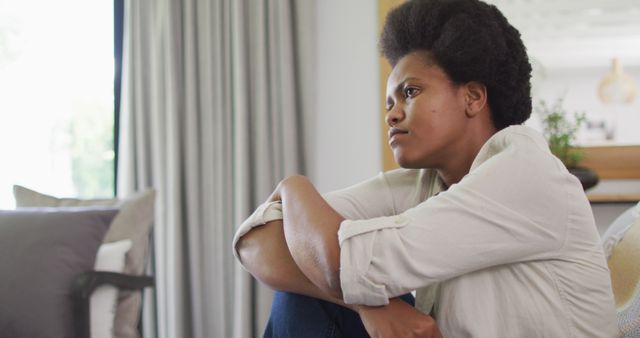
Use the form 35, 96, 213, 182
13, 185, 156, 338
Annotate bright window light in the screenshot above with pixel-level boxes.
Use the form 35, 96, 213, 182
0, 0, 115, 208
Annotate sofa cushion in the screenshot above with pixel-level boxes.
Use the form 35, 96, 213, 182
0, 208, 116, 338
13, 185, 155, 338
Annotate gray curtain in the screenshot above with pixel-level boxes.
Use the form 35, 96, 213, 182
117, 0, 307, 337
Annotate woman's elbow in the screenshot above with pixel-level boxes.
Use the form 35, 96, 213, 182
236, 235, 263, 274
237, 238, 277, 286
235, 222, 299, 290
318, 258, 343, 299
325, 276, 343, 300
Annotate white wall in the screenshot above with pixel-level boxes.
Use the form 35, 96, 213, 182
530, 64, 640, 146
307, 0, 381, 193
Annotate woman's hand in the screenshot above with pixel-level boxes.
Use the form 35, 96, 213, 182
356, 298, 443, 338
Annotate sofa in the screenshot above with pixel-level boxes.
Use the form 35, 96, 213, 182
0, 186, 156, 338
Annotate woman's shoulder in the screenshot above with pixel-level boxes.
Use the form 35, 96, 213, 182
381, 168, 441, 207
469, 125, 569, 185
471, 125, 553, 171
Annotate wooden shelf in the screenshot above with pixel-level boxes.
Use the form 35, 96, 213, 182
588, 194, 640, 203
579, 145, 640, 180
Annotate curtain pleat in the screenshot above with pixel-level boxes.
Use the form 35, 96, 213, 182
118, 0, 307, 337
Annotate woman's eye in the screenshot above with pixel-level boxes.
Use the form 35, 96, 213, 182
403, 87, 419, 98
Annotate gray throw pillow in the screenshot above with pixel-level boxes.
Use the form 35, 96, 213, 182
13, 185, 156, 338
0, 208, 116, 338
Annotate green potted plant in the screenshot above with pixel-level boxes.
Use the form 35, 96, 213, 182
536, 99, 599, 190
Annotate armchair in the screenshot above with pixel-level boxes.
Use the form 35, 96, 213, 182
602, 201, 640, 337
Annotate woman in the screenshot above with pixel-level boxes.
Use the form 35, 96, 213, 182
234, 0, 617, 337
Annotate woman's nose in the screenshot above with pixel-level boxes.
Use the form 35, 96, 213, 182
385, 104, 405, 127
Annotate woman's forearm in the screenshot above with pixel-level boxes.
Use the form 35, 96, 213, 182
279, 175, 345, 298
236, 219, 349, 307
236, 219, 311, 291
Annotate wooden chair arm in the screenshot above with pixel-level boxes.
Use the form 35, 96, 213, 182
71, 271, 154, 338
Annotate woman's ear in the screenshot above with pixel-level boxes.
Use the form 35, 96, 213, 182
463, 81, 488, 118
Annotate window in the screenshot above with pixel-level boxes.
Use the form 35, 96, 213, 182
0, 0, 115, 208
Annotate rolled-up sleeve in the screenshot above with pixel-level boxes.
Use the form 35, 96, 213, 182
339, 215, 412, 305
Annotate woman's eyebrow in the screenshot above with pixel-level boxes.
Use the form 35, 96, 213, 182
394, 77, 421, 93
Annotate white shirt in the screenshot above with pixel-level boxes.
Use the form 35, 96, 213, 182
233, 126, 617, 338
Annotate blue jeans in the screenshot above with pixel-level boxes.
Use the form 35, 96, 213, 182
263, 291, 415, 338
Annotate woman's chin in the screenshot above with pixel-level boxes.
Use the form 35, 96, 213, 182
392, 146, 431, 168
394, 151, 433, 169
394, 155, 421, 169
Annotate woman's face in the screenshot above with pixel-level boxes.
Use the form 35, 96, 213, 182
385, 52, 470, 169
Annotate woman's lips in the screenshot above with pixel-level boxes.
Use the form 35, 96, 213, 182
388, 128, 408, 145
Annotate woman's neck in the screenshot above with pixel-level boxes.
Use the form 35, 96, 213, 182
437, 123, 497, 187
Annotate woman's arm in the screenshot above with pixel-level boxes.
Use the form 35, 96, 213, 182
237, 172, 394, 301
237, 206, 443, 338
237, 174, 444, 337
235, 169, 422, 298
275, 175, 345, 298
236, 218, 349, 307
